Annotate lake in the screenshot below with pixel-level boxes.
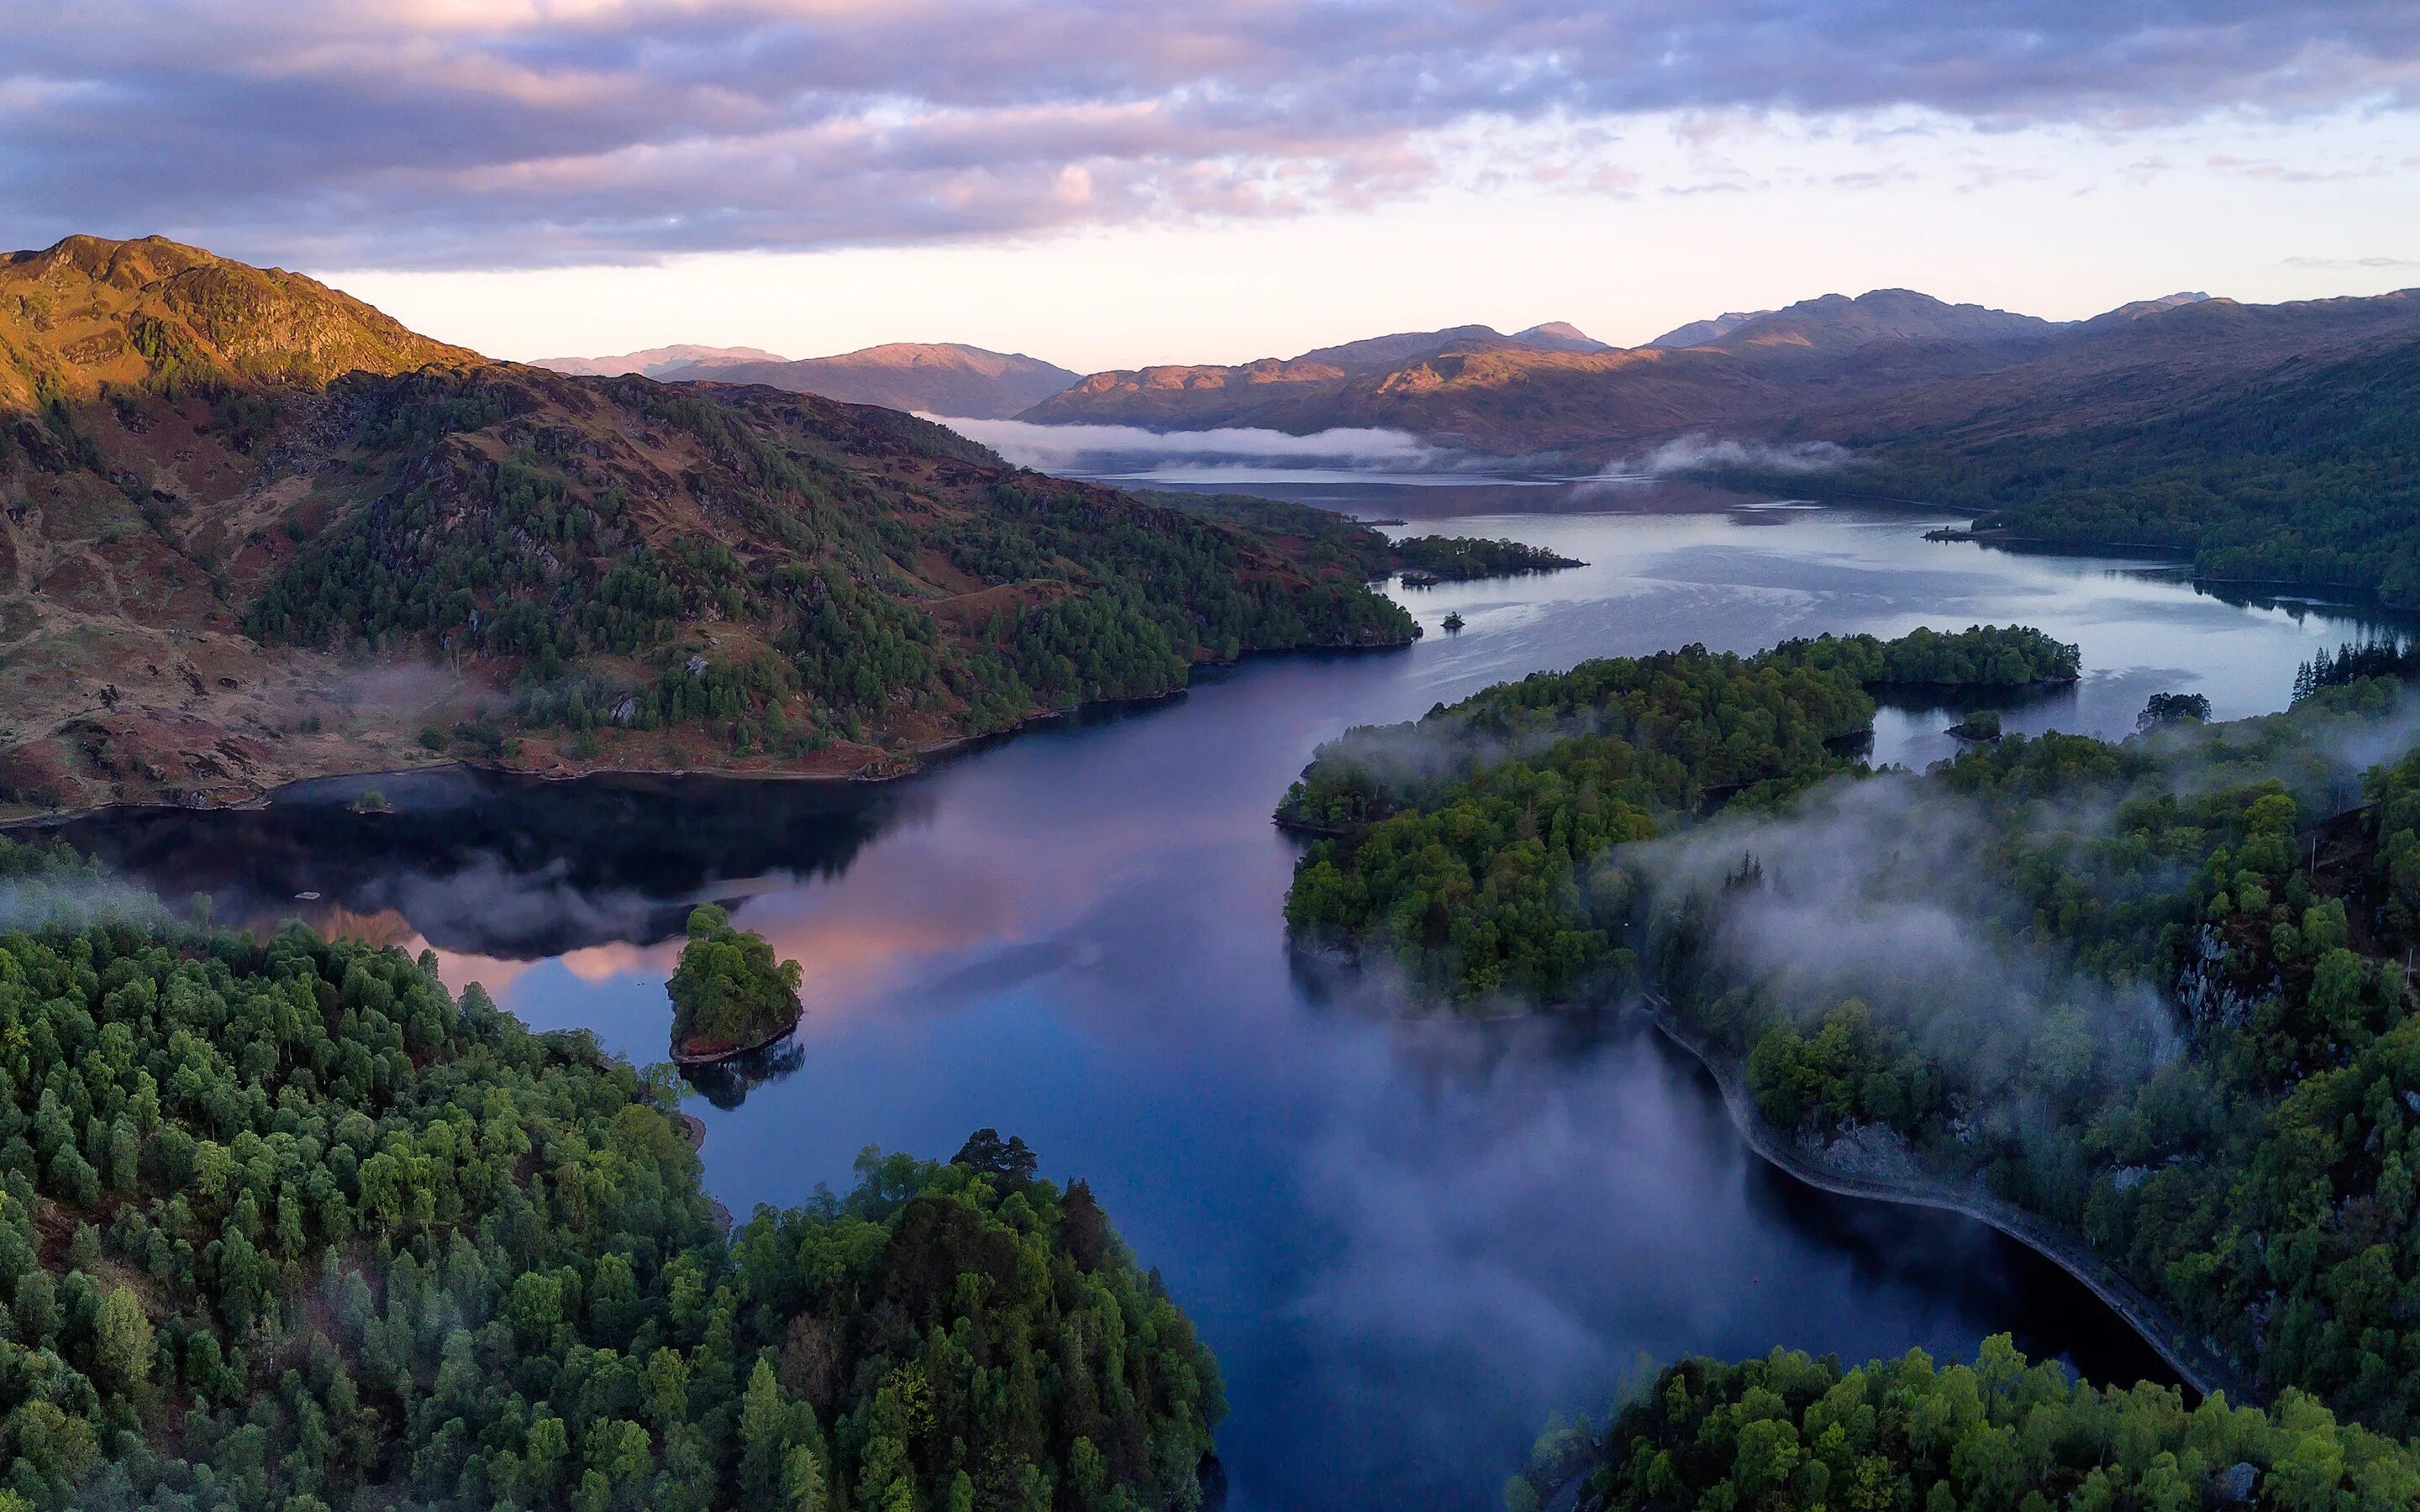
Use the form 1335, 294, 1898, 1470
39, 482, 2396, 1510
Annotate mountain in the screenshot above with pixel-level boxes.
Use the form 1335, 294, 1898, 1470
1649, 309, 1771, 348
0, 234, 474, 412
666, 341, 1081, 418
0, 235, 1413, 816
1512, 321, 1610, 353
530, 344, 786, 377
1021, 286, 2420, 455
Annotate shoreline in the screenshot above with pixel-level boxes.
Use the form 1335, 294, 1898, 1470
1637, 994, 2254, 1404
3, 632, 1423, 831
670, 1005, 803, 1066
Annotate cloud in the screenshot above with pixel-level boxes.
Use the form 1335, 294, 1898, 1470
1599, 433, 1856, 478
934, 417, 1445, 472
4, 2, 2417, 268
2283, 253, 2420, 268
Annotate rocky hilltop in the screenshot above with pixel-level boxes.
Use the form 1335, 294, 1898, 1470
0, 236, 1413, 816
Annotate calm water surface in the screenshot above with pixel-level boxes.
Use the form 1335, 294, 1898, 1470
45, 485, 2398, 1509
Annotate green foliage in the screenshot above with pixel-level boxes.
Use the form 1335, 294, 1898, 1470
244, 372, 1412, 755
1654, 679, 2420, 1434
1560, 1339, 2418, 1512
666, 905, 802, 1056
1871, 337, 2420, 605
0, 835, 1223, 1510
1278, 627, 2063, 1000
1391, 536, 1582, 581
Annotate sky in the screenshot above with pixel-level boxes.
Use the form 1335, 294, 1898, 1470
7, 2, 2419, 371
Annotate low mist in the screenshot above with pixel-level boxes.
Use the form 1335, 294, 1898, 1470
931, 417, 1447, 475
1598, 433, 1855, 480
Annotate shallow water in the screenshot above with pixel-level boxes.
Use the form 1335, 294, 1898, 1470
42, 483, 2396, 1509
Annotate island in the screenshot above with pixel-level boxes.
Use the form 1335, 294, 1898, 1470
666, 902, 806, 1063
1392, 534, 1584, 585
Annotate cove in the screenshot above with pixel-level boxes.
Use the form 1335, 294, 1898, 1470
37, 486, 2402, 1510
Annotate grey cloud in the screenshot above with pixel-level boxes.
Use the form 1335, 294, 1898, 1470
3, 2, 2417, 268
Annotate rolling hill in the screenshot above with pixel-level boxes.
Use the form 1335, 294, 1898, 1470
665, 341, 1081, 418
531, 344, 787, 377
0, 235, 1413, 816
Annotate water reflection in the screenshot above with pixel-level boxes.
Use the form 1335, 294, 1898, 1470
34, 487, 2402, 1511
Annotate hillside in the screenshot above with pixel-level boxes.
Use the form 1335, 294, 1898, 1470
532, 344, 786, 377
666, 342, 1080, 418
0, 235, 1413, 816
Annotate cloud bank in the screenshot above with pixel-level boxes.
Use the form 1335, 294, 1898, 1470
6, 2, 2417, 269
1599, 434, 1857, 479
936, 417, 1443, 473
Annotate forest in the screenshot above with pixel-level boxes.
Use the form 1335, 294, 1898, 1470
1279, 622, 2420, 1494
665, 905, 804, 1061
234, 370, 1413, 770
0, 837, 1223, 1511
1278, 625, 2077, 1000
1512, 1338, 2418, 1512
1855, 337, 2420, 606
1390, 536, 1583, 583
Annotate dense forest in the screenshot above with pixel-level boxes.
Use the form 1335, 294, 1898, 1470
1146, 493, 1585, 585
1857, 337, 2420, 606
1281, 624, 2420, 1474
1645, 680, 2420, 1436
665, 905, 803, 1061
245, 373, 1414, 759
1278, 625, 2077, 1000
1390, 536, 1583, 583
0, 837, 1222, 1510
1514, 1339, 2419, 1512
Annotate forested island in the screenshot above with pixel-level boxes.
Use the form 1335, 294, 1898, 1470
666, 904, 804, 1062
1390, 535, 1583, 585
1281, 623, 2420, 1502
0, 837, 1223, 1509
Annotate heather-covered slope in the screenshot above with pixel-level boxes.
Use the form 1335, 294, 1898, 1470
0, 235, 1412, 816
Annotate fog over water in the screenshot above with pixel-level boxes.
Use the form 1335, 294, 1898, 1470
43, 482, 2406, 1510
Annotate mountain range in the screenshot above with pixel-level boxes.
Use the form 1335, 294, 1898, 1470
1018, 286, 2420, 458
0, 235, 1413, 814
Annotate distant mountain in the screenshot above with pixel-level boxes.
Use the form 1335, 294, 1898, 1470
531, 344, 786, 377
1022, 286, 2420, 456
1513, 321, 1611, 353
1649, 310, 1772, 348
669, 342, 1080, 419
0, 235, 1412, 815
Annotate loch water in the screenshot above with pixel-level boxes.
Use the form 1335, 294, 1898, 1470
43, 484, 2402, 1509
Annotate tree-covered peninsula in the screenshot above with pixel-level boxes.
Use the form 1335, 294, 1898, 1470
1283, 627, 2420, 1462
0, 837, 1223, 1510
666, 904, 804, 1062
1510, 1338, 2418, 1512
1278, 624, 2077, 1000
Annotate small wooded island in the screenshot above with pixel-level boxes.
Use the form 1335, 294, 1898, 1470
667, 903, 805, 1063
1393, 534, 1585, 585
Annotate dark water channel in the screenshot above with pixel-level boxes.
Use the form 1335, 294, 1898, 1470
40, 485, 2400, 1509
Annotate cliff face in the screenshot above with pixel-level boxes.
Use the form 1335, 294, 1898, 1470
0, 236, 1411, 816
